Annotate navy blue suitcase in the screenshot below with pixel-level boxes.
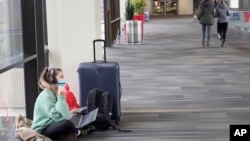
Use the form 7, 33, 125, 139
77, 39, 121, 122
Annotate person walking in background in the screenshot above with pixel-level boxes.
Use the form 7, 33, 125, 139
214, 0, 228, 8
198, 0, 214, 48
214, 0, 218, 8
215, 0, 230, 47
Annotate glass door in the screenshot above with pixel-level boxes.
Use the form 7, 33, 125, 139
153, 0, 178, 15
153, 0, 164, 15
166, 0, 177, 15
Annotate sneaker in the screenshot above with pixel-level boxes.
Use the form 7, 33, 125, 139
221, 39, 225, 47
201, 41, 205, 48
80, 125, 95, 136
217, 33, 221, 40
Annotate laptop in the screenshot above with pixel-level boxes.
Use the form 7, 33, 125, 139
69, 108, 98, 128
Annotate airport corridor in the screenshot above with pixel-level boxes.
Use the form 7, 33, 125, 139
78, 16, 250, 141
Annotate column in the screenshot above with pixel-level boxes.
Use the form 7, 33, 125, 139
178, 0, 193, 15
46, 0, 102, 98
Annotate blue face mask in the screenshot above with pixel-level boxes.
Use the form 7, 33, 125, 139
57, 79, 66, 88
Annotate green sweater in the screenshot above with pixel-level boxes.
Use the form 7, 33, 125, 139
31, 89, 70, 133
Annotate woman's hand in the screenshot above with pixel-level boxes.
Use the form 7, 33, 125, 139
57, 86, 66, 96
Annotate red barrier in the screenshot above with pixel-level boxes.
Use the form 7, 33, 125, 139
133, 14, 145, 39
244, 12, 250, 22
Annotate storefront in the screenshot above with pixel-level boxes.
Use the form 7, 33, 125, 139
152, 0, 178, 15
151, 0, 193, 15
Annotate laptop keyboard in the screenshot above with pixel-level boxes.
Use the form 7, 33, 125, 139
70, 115, 82, 127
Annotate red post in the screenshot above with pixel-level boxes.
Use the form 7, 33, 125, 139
244, 12, 250, 22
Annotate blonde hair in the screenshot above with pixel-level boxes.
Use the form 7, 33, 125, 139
38, 67, 62, 89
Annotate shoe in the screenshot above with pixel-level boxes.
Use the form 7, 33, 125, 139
217, 33, 221, 40
80, 125, 95, 136
201, 41, 205, 47
206, 41, 210, 48
221, 39, 225, 47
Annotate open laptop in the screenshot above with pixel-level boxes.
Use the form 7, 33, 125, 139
69, 108, 98, 128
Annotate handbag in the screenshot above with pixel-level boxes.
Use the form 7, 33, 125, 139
197, 7, 204, 20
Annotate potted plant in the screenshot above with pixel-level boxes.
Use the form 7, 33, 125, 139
124, 0, 142, 44
132, 0, 146, 15
132, 0, 146, 39
125, 0, 134, 21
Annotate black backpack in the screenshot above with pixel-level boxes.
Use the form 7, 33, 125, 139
87, 88, 115, 131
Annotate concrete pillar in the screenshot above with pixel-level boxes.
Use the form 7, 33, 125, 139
145, 0, 153, 15
178, 0, 193, 15
46, 0, 102, 99
164, 1, 167, 15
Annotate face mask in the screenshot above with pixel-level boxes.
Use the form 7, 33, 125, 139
57, 79, 66, 88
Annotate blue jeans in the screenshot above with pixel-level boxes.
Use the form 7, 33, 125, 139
201, 24, 212, 41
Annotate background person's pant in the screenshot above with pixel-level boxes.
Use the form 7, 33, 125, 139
217, 22, 228, 41
201, 24, 212, 41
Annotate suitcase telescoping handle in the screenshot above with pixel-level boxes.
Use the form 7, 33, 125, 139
93, 39, 106, 63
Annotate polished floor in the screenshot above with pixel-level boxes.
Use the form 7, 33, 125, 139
77, 17, 250, 141
2, 16, 250, 141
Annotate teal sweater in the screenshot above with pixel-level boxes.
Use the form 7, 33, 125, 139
31, 89, 70, 133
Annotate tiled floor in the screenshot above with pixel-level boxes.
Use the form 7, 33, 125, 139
2, 16, 250, 141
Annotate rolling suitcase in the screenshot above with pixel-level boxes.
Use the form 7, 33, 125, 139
77, 39, 121, 122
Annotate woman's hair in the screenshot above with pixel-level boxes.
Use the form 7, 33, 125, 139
38, 67, 62, 89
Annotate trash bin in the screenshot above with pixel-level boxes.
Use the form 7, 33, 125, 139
126, 20, 142, 44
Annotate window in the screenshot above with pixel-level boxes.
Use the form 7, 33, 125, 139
0, 0, 23, 62
0, 67, 25, 115
0, 0, 47, 120
230, 0, 239, 8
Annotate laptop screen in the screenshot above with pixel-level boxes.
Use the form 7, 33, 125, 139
79, 108, 99, 128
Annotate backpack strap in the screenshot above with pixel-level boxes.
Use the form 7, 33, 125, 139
103, 111, 132, 132
103, 110, 115, 129
117, 128, 132, 132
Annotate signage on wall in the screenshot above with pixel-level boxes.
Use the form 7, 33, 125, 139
230, 11, 240, 21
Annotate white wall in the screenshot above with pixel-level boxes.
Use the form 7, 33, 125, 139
178, 0, 193, 15
46, 0, 102, 100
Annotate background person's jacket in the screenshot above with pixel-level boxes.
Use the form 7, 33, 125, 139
199, 1, 214, 25
215, 3, 230, 23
